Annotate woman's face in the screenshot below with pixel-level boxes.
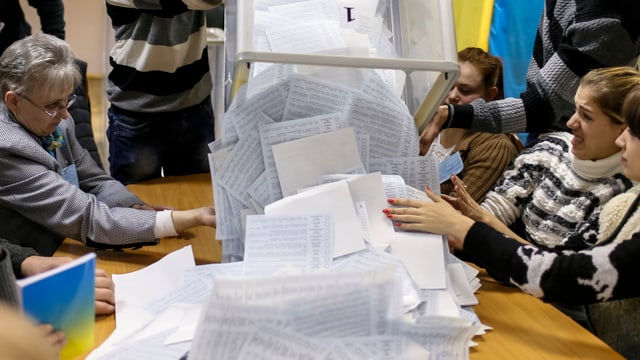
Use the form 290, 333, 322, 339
566, 86, 625, 161
615, 127, 640, 181
446, 61, 496, 105
7, 87, 73, 137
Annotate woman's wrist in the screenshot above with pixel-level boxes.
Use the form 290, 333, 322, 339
452, 216, 474, 243
443, 104, 454, 129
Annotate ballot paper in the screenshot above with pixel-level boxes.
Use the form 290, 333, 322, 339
391, 231, 447, 290
313, 172, 396, 246
271, 127, 365, 197
259, 112, 344, 202
265, 180, 366, 258
86, 246, 197, 359
188, 265, 477, 359
243, 213, 334, 274
369, 156, 440, 193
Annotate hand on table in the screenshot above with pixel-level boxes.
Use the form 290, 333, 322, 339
21, 256, 116, 315
95, 268, 115, 315
172, 206, 217, 233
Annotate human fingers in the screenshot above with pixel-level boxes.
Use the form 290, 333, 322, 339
95, 299, 116, 315
21, 256, 72, 277
419, 105, 448, 154
440, 194, 460, 210
94, 269, 115, 314
385, 197, 428, 209
423, 186, 447, 204
38, 324, 66, 351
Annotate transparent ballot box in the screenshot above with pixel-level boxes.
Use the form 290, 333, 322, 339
223, 0, 459, 132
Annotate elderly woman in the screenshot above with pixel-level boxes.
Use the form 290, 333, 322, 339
0, 34, 216, 255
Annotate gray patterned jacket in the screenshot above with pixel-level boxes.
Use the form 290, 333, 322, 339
0, 110, 158, 255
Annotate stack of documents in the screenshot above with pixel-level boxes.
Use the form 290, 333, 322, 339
86, 165, 489, 358
209, 67, 439, 262
88, 245, 484, 359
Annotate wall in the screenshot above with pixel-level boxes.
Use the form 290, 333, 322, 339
20, 0, 112, 77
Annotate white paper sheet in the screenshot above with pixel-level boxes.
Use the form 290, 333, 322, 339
265, 180, 366, 258
390, 232, 447, 289
272, 127, 364, 197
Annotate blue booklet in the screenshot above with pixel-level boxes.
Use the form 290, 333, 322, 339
16, 252, 96, 360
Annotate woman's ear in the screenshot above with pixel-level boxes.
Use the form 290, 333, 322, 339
486, 86, 499, 102
4, 91, 19, 112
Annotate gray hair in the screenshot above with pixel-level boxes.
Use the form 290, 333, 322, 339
0, 33, 81, 99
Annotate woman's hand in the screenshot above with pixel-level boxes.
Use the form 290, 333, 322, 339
449, 175, 491, 222
451, 176, 530, 244
171, 206, 217, 233
383, 186, 474, 250
95, 269, 115, 315
419, 105, 449, 155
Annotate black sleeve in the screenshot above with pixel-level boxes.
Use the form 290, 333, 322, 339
28, 0, 65, 40
0, 239, 38, 279
463, 222, 640, 304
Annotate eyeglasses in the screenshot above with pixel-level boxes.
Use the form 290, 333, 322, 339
19, 93, 77, 118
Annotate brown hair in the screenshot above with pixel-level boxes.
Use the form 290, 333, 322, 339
579, 66, 640, 126
622, 84, 640, 138
458, 47, 504, 100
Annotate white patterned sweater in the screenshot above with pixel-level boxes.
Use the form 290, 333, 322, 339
481, 132, 632, 247
465, 184, 640, 304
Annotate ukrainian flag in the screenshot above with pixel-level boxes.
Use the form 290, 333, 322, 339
453, 0, 543, 97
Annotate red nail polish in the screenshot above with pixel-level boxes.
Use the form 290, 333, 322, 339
387, 199, 395, 204
395, 222, 402, 227
382, 208, 389, 214
386, 214, 393, 219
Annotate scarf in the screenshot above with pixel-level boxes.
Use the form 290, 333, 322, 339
40, 126, 65, 156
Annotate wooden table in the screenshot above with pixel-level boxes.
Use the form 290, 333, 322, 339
55, 173, 622, 359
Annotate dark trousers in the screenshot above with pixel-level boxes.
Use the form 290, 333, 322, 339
107, 98, 215, 184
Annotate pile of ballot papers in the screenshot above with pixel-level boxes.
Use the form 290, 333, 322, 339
87, 243, 488, 360
85, 0, 494, 356
84, 65, 491, 360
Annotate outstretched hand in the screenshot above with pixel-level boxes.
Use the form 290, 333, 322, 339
449, 175, 491, 222
172, 206, 217, 233
382, 186, 474, 250
419, 105, 449, 155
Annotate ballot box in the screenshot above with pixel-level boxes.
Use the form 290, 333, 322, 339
213, 0, 458, 262
223, 0, 458, 132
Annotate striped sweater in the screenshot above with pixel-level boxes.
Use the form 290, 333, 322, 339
105, 0, 222, 113
481, 131, 632, 247
448, 0, 640, 134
